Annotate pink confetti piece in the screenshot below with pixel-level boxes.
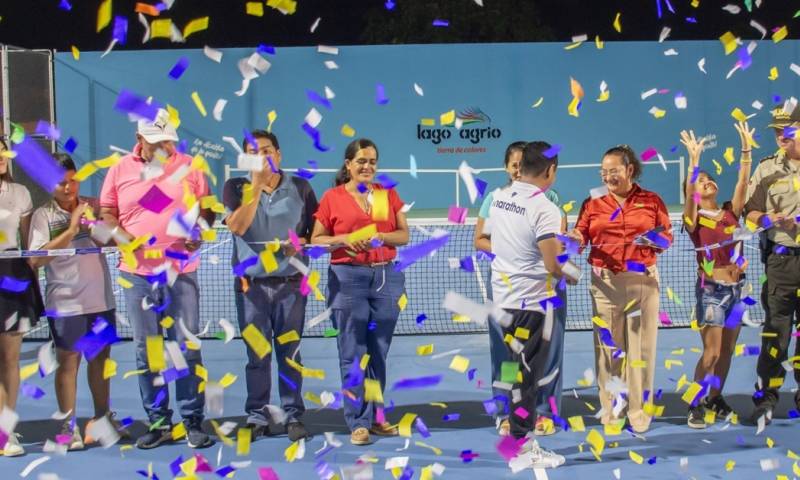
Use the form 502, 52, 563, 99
513, 406, 530, 420
448, 205, 468, 224
659, 311, 673, 326
375, 407, 386, 425
258, 467, 280, 480
641, 147, 658, 162
548, 396, 559, 416
138, 185, 173, 213
496, 435, 521, 460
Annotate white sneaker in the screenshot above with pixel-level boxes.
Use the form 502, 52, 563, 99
2, 433, 25, 457
509, 440, 565, 471
65, 425, 85, 451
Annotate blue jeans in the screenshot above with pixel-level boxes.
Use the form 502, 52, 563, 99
487, 277, 566, 418
236, 276, 307, 424
328, 264, 405, 431
695, 277, 745, 327
121, 271, 205, 425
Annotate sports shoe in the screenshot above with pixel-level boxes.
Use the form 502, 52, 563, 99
2, 433, 25, 457
287, 421, 311, 442
751, 403, 773, 426
85, 412, 132, 445
136, 426, 173, 450
510, 440, 565, 470
497, 419, 511, 437
704, 395, 734, 418
687, 405, 707, 429
61, 421, 85, 451
534, 416, 556, 436
369, 422, 398, 436
186, 421, 213, 449
246, 423, 269, 442
350, 427, 371, 445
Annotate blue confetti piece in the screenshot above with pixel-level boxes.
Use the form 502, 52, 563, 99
399, 467, 414, 480
294, 168, 315, 179
151, 388, 167, 408
736, 434, 745, 445
170, 456, 184, 477
773, 95, 782, 104
162, 367, 189, 383
433, 19, 450, 27
743, 345, 760, 356
35, 120, 61, 141
784, 126, 797, 139
610, 207, 622, 221
168, 57, 190, 80
459, 256, 475, 272
279, 372, 297, 390
788, 409, 799, 418
114, 89, 159, 122
416, 313, 427, 325
385, 0, 395, 10
539, 295, 563, 311
475, 178, 488, 198
215, 466, 236, 477
11, 138, 67, 194
0, 276, 29, 293
669, 145, 678, 153
376, 173, 397, 189
655, 0, 662, 18
395, 234, 450, 271
59, 0, 72, 10
542, 144, 561, 158
368, 321, 377, 331
20, 383, 45, 400
233, 255, 259, 276
467, 368, 477, 381
647, 456, 657, 465
257, 44, 276, 55
392, 375, 443, 391
305, 89, 332, 110
301, 122, 330, 152
165, 250, 190, 261
375, 84, 389, 105
655, 388, 663, 400
625, 260, 646, 273
63, 136, 78, 153
598, 327, 616, 347
724, 302, 745, 329
120, 416, 134, 428
476, 250, 495, 261
686, 16, 697, 23
386, 400, 395, 412
306, 246, 328, 259
343, 362, 364, 389
482, 399, 498, 415
442, 413, 460, 421
415, 417, 431, 438
357, 183, 369, 194
690, 166, 700, 183
113, 16, 128, 45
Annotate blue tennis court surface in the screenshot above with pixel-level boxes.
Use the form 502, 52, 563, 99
9, 326, 798, 479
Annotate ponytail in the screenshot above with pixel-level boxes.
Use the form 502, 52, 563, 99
334, 163, 350, 186
334, 138, 379, 187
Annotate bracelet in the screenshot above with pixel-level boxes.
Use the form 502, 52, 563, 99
741, 149, 752, 153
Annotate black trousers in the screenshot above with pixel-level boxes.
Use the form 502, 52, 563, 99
503, 309, 550, 439
756, 253, 800, 406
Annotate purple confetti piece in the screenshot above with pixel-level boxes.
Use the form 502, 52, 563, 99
0, 276, 29, 293
391, 375, 443, 391
475, 178, 488, 198
305, 89, 332, 110
233, 255, 259, 276
433, 19, 450, 27
655, 0, 662, 18
467, 368, 477, 381
610, 207, 622, 221
301, 122, 330, 152
664, 0, 675, 12
459, 256, 475, 272
375, 84, 389, 105
114, 89, 159, 122
11, 137, 67, 194
168, 57, 190, 80
742, 296, 756, 306
151, 388, 167, 408
460, 450, 479, 463
414, 417, 431, 438
63, 136, 78, 153
476, 250, 495, 261
669, 145, 678, 153
20, 383, 45, 400
59, 0, 72, 10
724, 302, 745, 329
542, 144, 561, 158
643, 230, 670, 249
170, 456, 184, 477
625, 260, 646, 273
112, 16, 128, 45
385, 0, 395, 10
442, 413, 460, 421
35, 120, 61, 141
376, 173, 397, 189
138, 185, 173, 213
257, 44, 276, 55
686, 17, 697, 23
279, 372, 297, 390
266, 156, 279, 173
736, 46, 752, 70
176, 139, 188, 153
215, 466, 236, 477
415, 313, 427, 325
242, 129, 258, 151
482, 399, 498, 416
395, 233, 450, 271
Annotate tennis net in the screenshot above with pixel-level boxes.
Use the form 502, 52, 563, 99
24, 214, 764, 340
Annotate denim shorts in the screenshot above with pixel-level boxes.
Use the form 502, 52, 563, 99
694, 277, 744, 327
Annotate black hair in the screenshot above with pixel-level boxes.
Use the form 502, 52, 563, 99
0, 137, 11, 184
683, 169, 732, 211
53, 152, 76, 172
503, 141, 527, 186
242, 129, 280, 151
335, 138, 379, 186
603, 144, 642, 181
520, 141, 558, 177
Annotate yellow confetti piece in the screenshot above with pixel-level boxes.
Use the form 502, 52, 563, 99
123, 369, 147, 379
681, 382, 703, 404
195, 364, 208, 381
499, 272, 512, 291
210, 420, 235, 447
266, 110, 278, 132
629, 450, 644, 464
630, 359, 647, 369
259, 248, 278, 273
562, 200, 575, 213
532, 97, 544, 108
766, 437, 775, 448
420, 118, 436, 126
595, 35, 604, 49
769, 377, 784, 388
794, 461, 800, 477
340, 124, 356, 138
725, 459, 736, 471
359, 353, 370, 370
170, 422, 187, 440
304, 391, 321, 405
568, 416, 586, 432
567, 96, 581, 117
71, 46, 80, 61
160, 316, 174, 329
219, 373, 238, 388
612, 12, 621, 33
644, 402, 665, 417
712, 159, 723, 175
704, 409, 716, 424
146, 336, 165, 373
691, 0, 699, 6
276, 330, 300, 345
591, 316, 609, 329
514, 327, 530, 340
236, 428, 251, 456
449, 355, 470, 373
586, 429, 605, 456
116, 276, 133, 289
183, 16, 209, 39
103, 358, 117, 379
772, 25, 788, 43
720, 31, 737, 55
415, 441, 443, 456
371, 189, 389, 222
439, 110, 455, 126
429, 402, 447, 408
564, 42, 582, 51
584, 401, 596, 411
731, 107, 748, 122
150, 18, 172, 39
399, 413, 417, 437
242, 324, 272, 359
397, 293, 408, 312
191, 91, 207, 117
348, 223, 377, 244
246, 1, 264, 16
73, 163, 98, 182
96, 0, 112, 32
650, 107, 666, 119
267, 0, 297, 14
623, 299, 637, 312
604, 422, 623, 436
20, 362, 39, 381
364, 378, 384, 403
416, 344, 434, 356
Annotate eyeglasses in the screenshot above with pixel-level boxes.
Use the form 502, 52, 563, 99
599, 168, 623, 178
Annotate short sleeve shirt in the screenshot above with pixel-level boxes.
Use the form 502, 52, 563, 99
314, 184, 404, 264
488, 181, 562, 311
744, 154, 800, 247
0, 182, 33, 250
99, 146, 210, 275
28, 198, 115, 315
479, 187, 564, 219
222, 174, 318, 278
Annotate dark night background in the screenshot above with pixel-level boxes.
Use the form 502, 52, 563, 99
0, 0, 798, 52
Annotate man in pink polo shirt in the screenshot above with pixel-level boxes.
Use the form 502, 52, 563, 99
99, 109, 215, 450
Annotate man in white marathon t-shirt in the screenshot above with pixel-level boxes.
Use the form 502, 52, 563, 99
484, 141, 578, 471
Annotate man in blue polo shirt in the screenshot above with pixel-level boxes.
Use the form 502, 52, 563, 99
223, 130, 318, 442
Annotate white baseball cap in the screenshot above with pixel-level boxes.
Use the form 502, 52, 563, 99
137, 108, 179, 144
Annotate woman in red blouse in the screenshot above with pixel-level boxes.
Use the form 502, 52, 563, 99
568, 145, 672, 433
681, 122, 753, 429
311, 138, 409, 446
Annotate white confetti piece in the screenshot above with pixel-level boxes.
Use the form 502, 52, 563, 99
247, 53, 271, 74
38, 341, 58, 377
752, 100, 763, 110
641, 88, 658, 100
790, 63, 800, 77
218, 319, 235, 344
306, 308, 332, 330
20, 456, 50, 478
571, 34, 588, 43
698, 58, 707, 74
212, 99, 227, 121
760, 458, 780, 471
310, 17, 321, 33
237, 153, 263, 171
324, 86, 335, 99
675, 93, 688, 110
324, 60, 339, 70
413, 83, 424, 96
664, 48, 678, 56
85, 415, 120, 448
317, 45, 339, 55
0, 406, 19, 434
722, 4, 741, 14
750, 20, 767, 39
537, 367, 560, 386
222, 136, 244, 155
658, 26, 671, 43
178, 317, 204, 348
458, 161, 479, 204
385, 456, 409, 469
305, 108, 323, 128
203, 46, 223, 63
324, 431, 342, 448
612, 468, 621, 480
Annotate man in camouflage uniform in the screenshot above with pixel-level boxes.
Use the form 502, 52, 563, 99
744, 107, 800, 423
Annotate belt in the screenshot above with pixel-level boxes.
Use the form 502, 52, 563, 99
772, 245, 800, 256
245, 273, 303, 283
346, 261, 391, 268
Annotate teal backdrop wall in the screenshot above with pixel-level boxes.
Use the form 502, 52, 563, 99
53, 41, 800, 210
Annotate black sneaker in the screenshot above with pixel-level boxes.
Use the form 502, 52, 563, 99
136, 427, 173, 450
246, 423, 269, 442
704, 395, 734, 418
751, 403, 773, 426
186, 422, 213, 449
687, 404, 707, 429
287, 421, 311, 442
